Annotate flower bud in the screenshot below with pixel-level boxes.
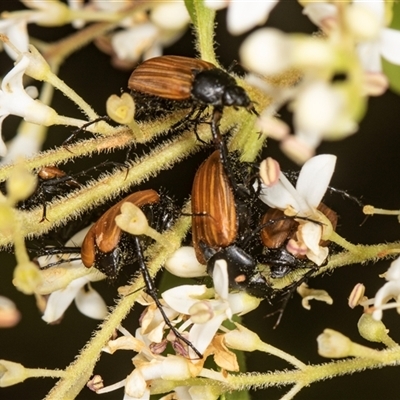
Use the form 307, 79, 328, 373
358, 313, 397, 347
6, 163, 37, 203
240, 28, 292, 75
106, 93, 135, 124
317, 329, 353, 358
0, 296, 20, 328
165, 246, 207, 278
224, 323, 261, 352
12, 261, 43, 295
259, 157, 280, 187
0, 360, 27, 387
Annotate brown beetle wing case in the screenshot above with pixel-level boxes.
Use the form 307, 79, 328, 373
192, 150, 237, 264
128, 55, 215, 101
260, 203, 338, 251
81, 189, 160, 268
260, 208, 298, 249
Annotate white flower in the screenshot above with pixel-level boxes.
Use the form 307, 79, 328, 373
0, 53, 58, 157
303, 1, 400, 95
162, 259, 261, 357
0, 16, 29, 59
240, 28, 292, 75
37, 227, 108, 323
372, 257, 400, 321
104, 1, 189, 67
0, 121, 46, 164
100, 328, 195, 400
42, 269, 107, 323
205, 0, 279, 36
257, 154, 336, 265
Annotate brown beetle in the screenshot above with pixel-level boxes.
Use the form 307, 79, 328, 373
128, 55, 257, 142
259, 203, 338, 278
81, 189, 160, 278
26, 166, 81, 222
191, 149, 270, 297
260, 203, 337, 249
191, 150, 237, 264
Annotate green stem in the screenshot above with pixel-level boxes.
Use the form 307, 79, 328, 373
0, 130, 204, 247
26, 368, 65, 380
257, 342, 305, 369
186, 0, 217, 64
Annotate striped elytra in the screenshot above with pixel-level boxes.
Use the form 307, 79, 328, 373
81, 189, 160, 269
191, 150, 237, 264
128, 55, 215, 101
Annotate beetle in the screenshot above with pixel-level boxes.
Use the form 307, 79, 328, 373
36, 166, 82, 221
128, 55, 257, 142
6, 162, 122, 222
191, 149, 270, 298
259, 203, 338, 278
80, 189, 161, 279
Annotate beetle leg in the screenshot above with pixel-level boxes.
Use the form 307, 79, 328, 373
132, 236, 203, 359
268, 269, 315, 328
63, 116, 111, 146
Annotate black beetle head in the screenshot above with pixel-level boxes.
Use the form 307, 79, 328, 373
222, 86, 251, 108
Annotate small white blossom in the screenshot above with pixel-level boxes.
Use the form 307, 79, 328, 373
0, 17, 29, 59
372, 257, 400, 321
240, 28, 292, 75
0, 53, 58, 156
303, 1, 400, 95
257, 154, 336, 265
162, 259, 261, 357
37, 227, 107, 323
205, 0, 279, 36
99, 1, 189, 68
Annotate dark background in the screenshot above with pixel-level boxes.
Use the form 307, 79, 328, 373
1, 1, 400, 399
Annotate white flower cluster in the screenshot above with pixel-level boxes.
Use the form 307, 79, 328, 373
211, 0, 400, 163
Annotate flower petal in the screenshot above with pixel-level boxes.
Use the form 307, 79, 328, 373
258, 178, 298, 210
162, 285, 208, 314
227, 1, 278, 35
357, 41, 382, 72
75, 284, 108, 320
381, 28, 400, 66
386, 257, 400, 281
189, 313, 226, 355
302, 3, 337, 28
372, 281, 400, 320
42, 275, 90, 323
296, 154, 336, 208
212, 259, 229, 300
